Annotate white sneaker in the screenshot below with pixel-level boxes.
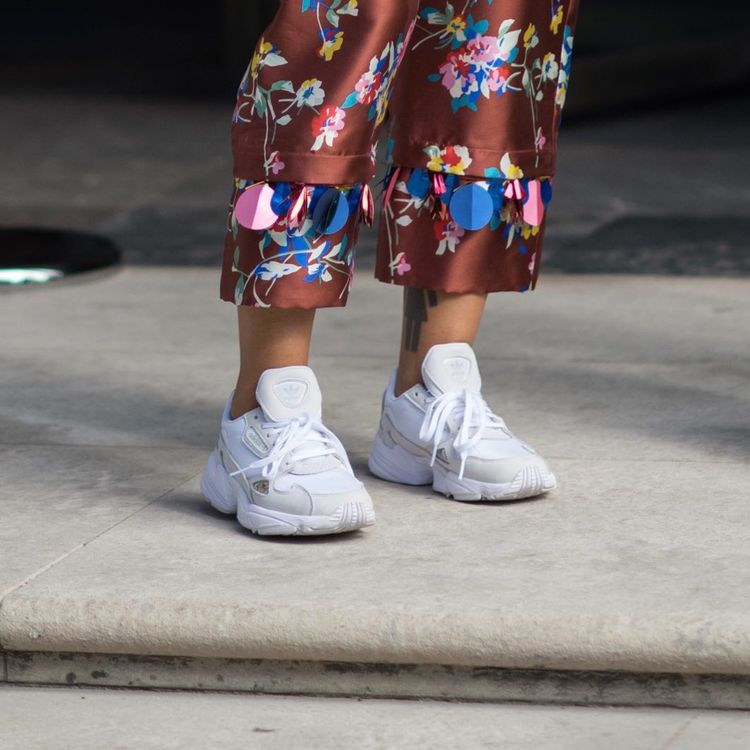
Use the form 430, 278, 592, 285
201, 366, 375, 535
368, 343, 557, 501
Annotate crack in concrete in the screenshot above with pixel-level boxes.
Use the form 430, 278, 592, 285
0, 473, 200, 610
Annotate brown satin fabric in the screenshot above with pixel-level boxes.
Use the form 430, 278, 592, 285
374, 168, 550, 295
221, 0, 580, 308
389, 1, 580, 179
220, 177, 363, 308
232, 0, 419, 184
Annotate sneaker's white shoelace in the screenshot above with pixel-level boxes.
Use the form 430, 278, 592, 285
418, 389, 506, 480
230, 413, 348, 479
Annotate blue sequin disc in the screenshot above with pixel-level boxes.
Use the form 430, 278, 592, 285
312, 188, 350, 234
448, 182, 493, 230
406, 168, 431, 200
541, 179, 553, 206
270, 182, 292, 215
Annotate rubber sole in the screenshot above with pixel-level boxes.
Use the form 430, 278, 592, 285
200, 451, 375, 536
368, 433, 556, 502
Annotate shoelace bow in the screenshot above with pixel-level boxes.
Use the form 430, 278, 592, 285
418, 388, 506, 480
230, 413, 348, 479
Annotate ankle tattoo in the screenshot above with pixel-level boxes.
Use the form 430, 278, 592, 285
403, 288, 439, 352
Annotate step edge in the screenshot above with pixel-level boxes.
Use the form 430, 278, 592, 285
5, 649, 750, 711
3, 593, 750, 676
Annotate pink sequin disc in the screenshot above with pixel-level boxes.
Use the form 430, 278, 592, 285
234, 182, 279, 230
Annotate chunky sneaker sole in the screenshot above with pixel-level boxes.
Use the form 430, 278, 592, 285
368, 431, 556, 502
202, 450, 375, 535
368, 343, 557, 503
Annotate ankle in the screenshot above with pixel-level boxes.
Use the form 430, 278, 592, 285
394, 370, 423, 397
230, 389, 258, 420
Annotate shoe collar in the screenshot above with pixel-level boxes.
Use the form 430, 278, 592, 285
421, 343, 481, 397
256, 365, 323, 422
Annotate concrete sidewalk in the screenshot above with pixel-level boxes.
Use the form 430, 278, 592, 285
1, 266, 749, 706
5, 684, 750, 750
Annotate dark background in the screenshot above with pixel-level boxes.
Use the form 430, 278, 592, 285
2, 1, 750, 274
4, 1, 749, 115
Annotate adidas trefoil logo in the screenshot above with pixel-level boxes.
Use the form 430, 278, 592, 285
273, 379, 308, 407
443, 356, 470, 384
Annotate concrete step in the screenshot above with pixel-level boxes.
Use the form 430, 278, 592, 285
6, 685, 750, 750
2, 268, 750, 708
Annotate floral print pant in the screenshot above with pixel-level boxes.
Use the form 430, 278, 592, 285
221, 0, 580, 308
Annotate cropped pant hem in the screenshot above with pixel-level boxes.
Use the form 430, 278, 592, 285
221, 0, 579, 309
232, 143, 376, 185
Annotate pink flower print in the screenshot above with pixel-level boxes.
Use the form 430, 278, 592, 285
396, 255, 411, 275
354, 67, 384, 105
389, 251, 411, 277
535, 127, 547, 150
487, 63, 512, 93
268, 151, 285, 175
439, 51, 478, 100
310, 105, 346, 151
528, 252, 537, 275
466, 34, 503, 66
433, 219, 465, 256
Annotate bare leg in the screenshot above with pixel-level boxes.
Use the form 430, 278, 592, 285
231, 306, 316, 418
395, 288, 487, 396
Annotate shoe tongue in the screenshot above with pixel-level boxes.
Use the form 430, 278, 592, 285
255, 366, 322, 422
421, 343, 481, 396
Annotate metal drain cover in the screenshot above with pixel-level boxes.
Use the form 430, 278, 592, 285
0, 227, 120, 285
